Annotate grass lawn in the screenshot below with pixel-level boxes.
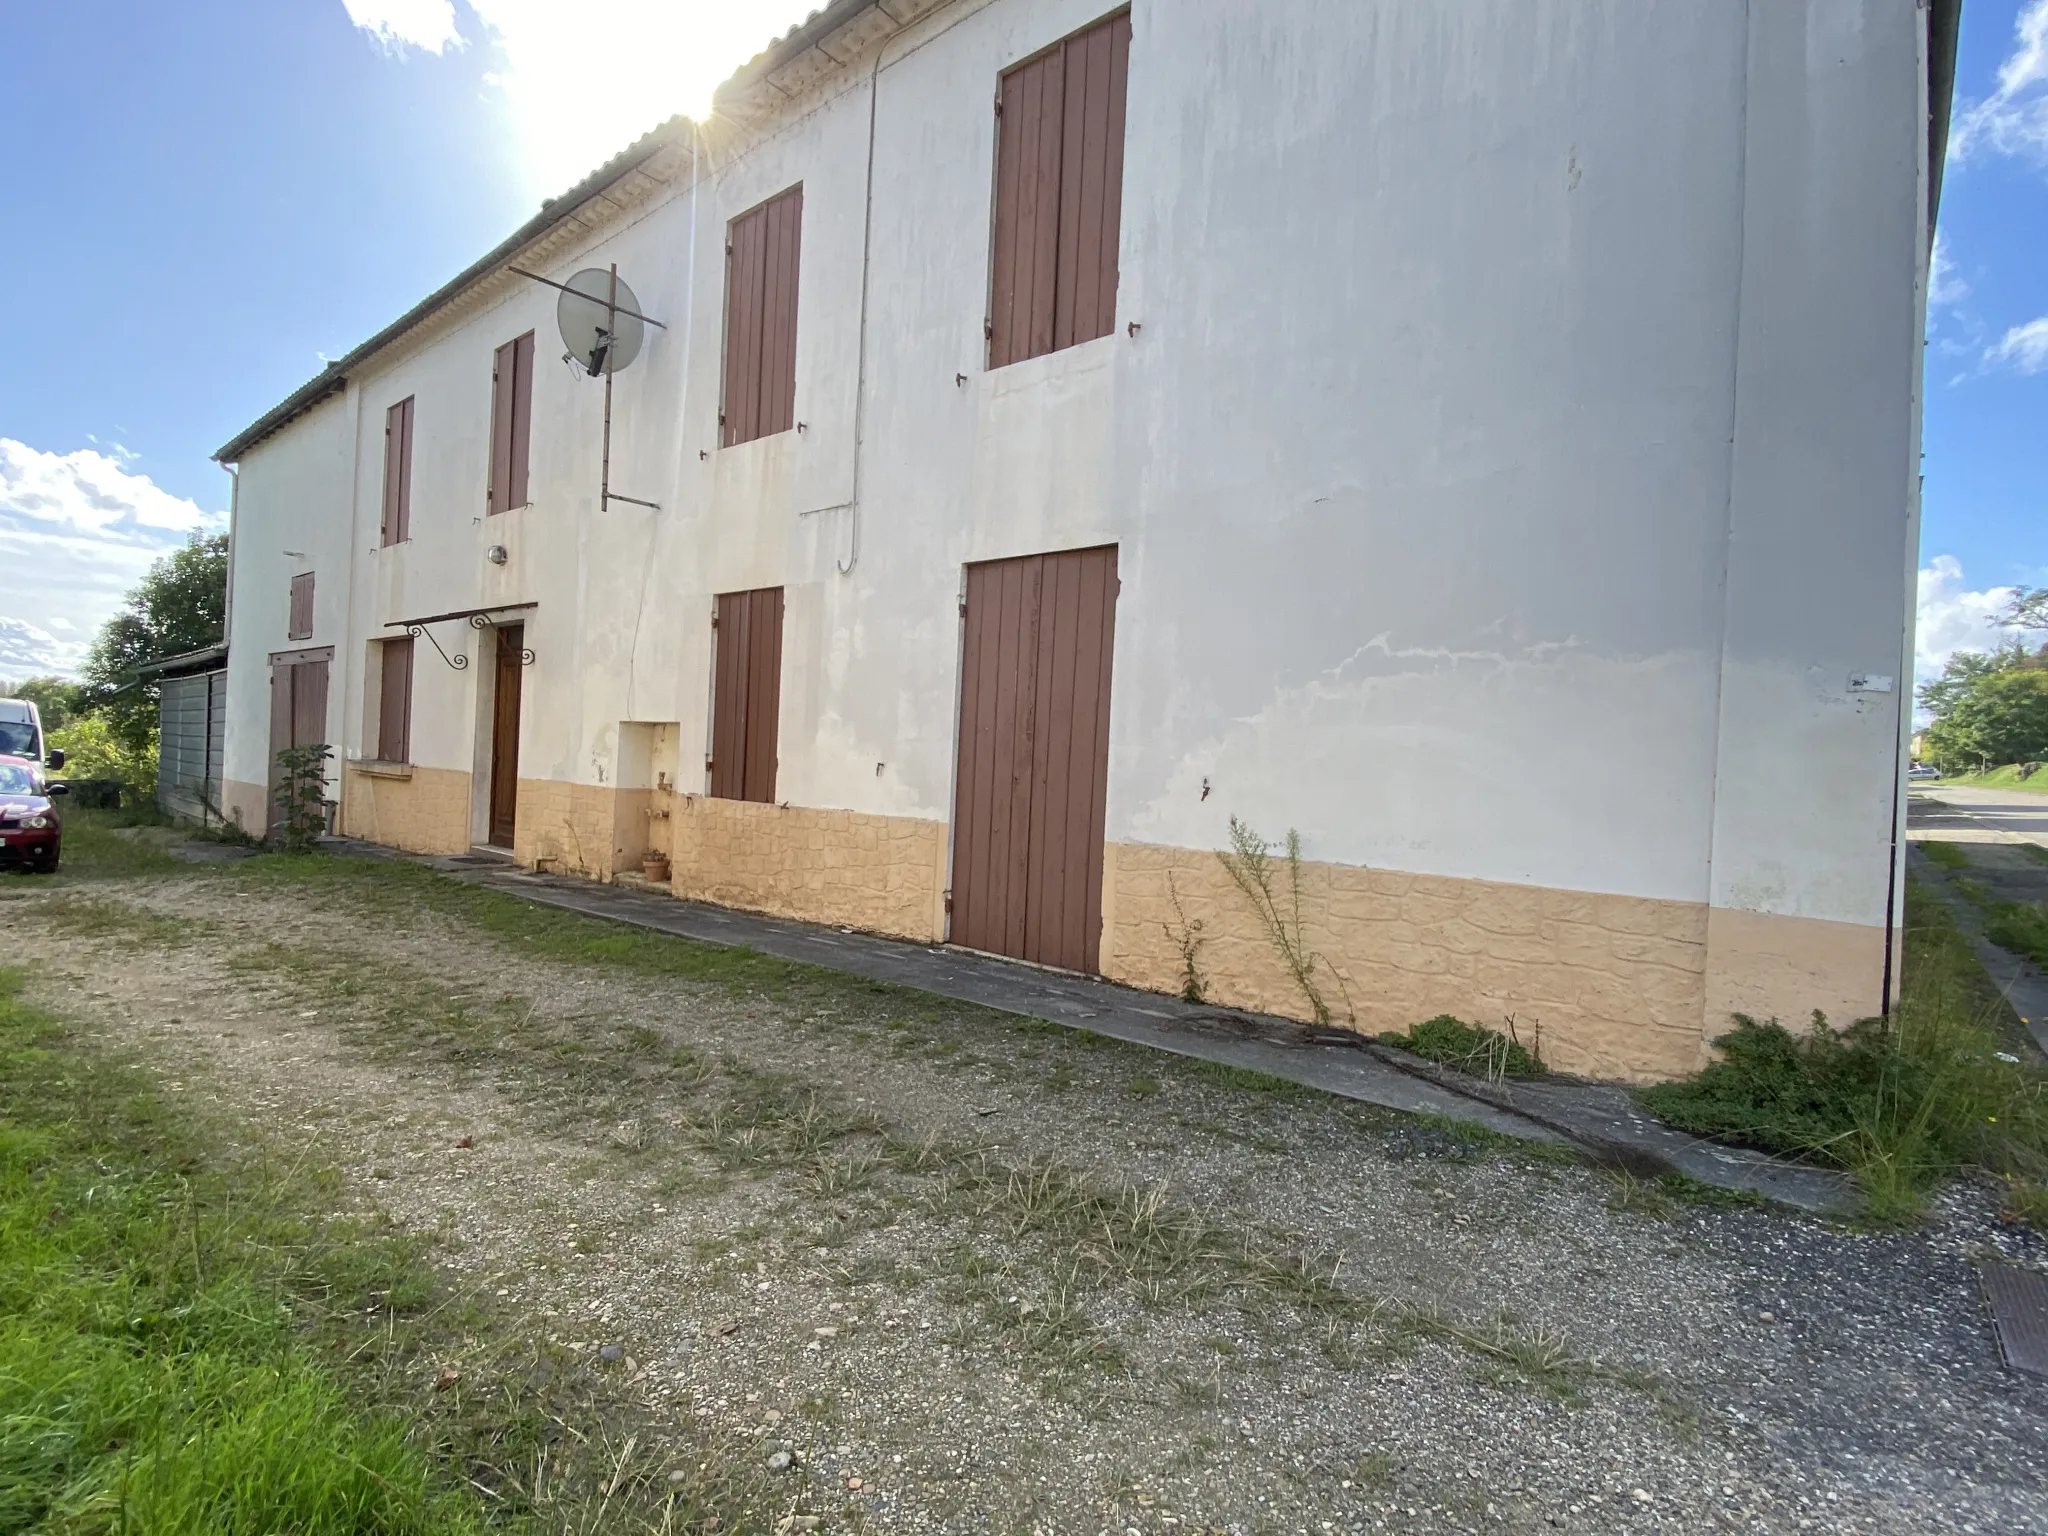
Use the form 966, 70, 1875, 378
0, 855, 755, 1532
0, 967, 491, 1534
1930, 763, 2048, 795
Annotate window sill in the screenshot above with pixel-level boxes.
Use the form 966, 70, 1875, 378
350, 760, 413, 780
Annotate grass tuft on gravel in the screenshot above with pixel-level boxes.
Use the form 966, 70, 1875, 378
1379, 1015, 1545, 1080
1981, 900, 2048, 970
1640, 881, 2048, 1223
1916, 841, 1972, 872
0, 965, 488, 1536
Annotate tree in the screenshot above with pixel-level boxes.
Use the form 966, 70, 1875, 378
1921, 668, 2048, 775
0, 675, 86, 728
81, 532, 228, 751
1915, 644, 2026, 724
2004, 587, 2048, 633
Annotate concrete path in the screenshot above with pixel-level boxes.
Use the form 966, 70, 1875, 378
1904, 791, 2048, 1059
318, 842, 1854, 1213
1909, 783, 2048, 849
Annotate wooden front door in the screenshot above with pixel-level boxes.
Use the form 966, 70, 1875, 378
949, 545, 1117, 973
488, 625, 524, 848
267, 653, 330, 836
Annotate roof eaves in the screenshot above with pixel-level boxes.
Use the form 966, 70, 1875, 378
214, 1, 922, 465
213, 115, 694, 463
131, 643, 231, 679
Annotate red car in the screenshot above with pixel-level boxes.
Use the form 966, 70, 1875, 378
0, 754, 67, 873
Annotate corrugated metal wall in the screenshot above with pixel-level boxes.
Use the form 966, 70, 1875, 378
721, 186, 803, 447
158, 669, 227, 824
988, 10, 1130, 369
710, 587, 785, 803
949, 545, 1118, 973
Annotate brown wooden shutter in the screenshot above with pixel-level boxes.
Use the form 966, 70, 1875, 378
509, 331, 534, 507
291, 658, 330, 750
721, 187, 802, 447
988, 11, 1130, 369
709, 587, 784, 802
488, 333, 533, 512
378, 637, 414, 763
381, 397, 413, 545
950, 545, 1117, 973
288, 572, 314, 640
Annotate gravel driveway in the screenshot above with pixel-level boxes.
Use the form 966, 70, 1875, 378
7, 856, 2045, 1535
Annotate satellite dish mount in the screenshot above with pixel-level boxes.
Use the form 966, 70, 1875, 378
508, 262, 666, 511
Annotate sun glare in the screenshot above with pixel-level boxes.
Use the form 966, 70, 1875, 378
466, 1, 825, 196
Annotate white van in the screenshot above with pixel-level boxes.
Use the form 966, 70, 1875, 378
0, 699, 64, 770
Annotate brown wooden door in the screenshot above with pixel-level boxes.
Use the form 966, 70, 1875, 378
488, 625, 524, 847
950, 545, 1117, 972
267, 654, 330, 835
709, 588, 784, 803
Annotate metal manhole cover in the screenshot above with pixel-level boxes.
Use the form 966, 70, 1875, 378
1981, 1262, 2048, 1376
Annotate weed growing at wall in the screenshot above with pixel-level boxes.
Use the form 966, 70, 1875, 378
1165, 871, 1208, 1004
1382, 1015, 1546, 1082
1217, 817, 1335, 1027
1640, 882, 2048, 1224
273, 742, 332, 851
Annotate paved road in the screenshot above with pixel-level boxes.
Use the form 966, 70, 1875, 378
1907, 783, 2048, 848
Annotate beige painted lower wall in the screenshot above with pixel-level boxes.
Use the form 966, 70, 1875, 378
514, 778, 622, 875
221, 777, 268, 838
342, 765, 473, 855
666, 795, 948, 941
1101, 841, 1720, 1080
1702, 906, 1888, 1038
508, 784, 946, 941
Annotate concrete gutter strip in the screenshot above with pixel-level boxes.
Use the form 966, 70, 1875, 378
320, 839, 1856, 1214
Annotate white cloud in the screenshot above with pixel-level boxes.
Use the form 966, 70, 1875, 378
342, 0, 462, 54
0, 439, 225, 680
342, 1, 822, 196
1915, 556, 2018, 698
0, 616, 88, 682
1952, 0, 2048, 164
1929, 232, 1968, 309
1988, 315, 2048, 374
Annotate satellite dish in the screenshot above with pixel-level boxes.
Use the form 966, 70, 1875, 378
556, 268, 646, 377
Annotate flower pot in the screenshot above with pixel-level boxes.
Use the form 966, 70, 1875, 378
641, 854, 671, 883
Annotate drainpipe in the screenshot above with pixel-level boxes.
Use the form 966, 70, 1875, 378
801, 0, 1003, 574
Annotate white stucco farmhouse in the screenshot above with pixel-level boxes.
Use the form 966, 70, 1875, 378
215, 0, 1957, 1080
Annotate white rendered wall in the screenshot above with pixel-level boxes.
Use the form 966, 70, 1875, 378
221, 392, 358, 802
226, 0, 1924, 937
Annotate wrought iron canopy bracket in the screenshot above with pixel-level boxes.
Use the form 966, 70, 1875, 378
468, 612, 535, 665
383, 602, 537, 670
407, 622, 468, 671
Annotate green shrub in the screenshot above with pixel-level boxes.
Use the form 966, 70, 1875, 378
1640, 883, 2048, 1222
1381, 1015, 1544, 1080
45, 712, 158, 802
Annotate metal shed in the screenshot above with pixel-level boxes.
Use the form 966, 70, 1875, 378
138, 645, 229, 825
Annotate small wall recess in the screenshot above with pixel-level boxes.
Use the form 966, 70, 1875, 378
486, 545, 509, 565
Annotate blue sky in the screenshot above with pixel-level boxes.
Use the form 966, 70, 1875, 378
1, 1, 2042, 683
